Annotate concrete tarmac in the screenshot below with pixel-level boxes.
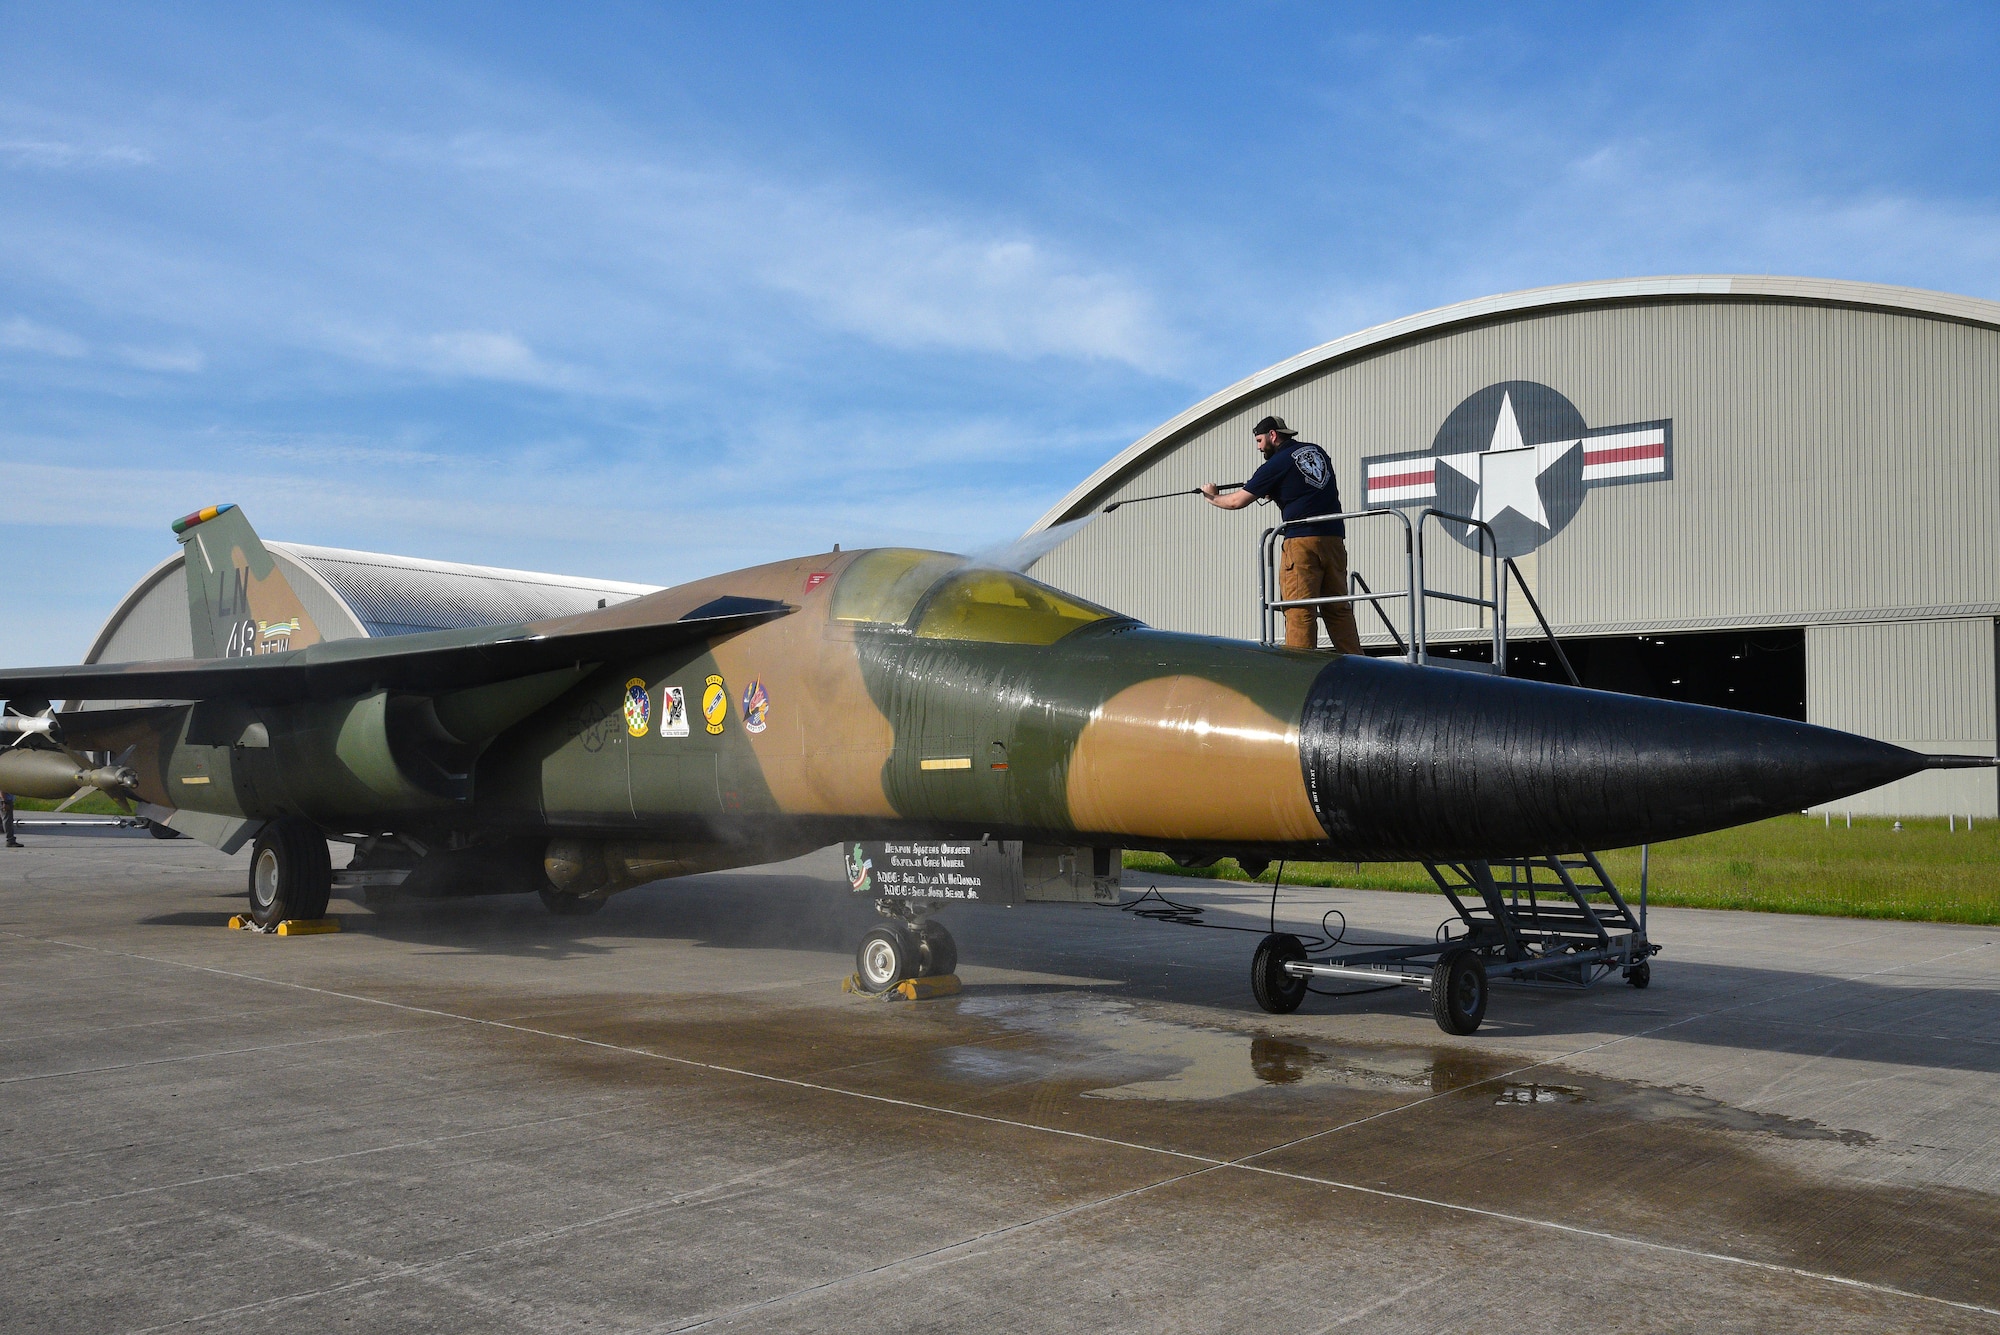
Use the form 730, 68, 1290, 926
3, 819, 1998, 1333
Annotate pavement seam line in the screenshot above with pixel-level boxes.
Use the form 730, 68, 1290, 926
5, 1106, 642, 1219
116, 1156, 827, 1334
0, 1026, 417, 1085
653, 1164, 1226, 1334
19, 931, 1998, 1321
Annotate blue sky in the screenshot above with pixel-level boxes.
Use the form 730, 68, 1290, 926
4, 2, 1998, 664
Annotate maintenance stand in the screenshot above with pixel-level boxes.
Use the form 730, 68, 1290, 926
1251, 506, 1662, 1034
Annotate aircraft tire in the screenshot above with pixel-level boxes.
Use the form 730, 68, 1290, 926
538, 887, 607, 916
1430, 948, 1487, 1035
916, 921, 957, 977
856, 924, 915, 992
1250, 933, 1309, 1014
245, 819, 332, 929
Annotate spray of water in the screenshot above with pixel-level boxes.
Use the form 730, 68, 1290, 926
960, 516, 1097, 573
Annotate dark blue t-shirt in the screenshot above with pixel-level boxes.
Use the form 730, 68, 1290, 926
1244, 439, 1345, 537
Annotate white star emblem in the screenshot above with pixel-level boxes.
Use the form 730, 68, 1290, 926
1434, 391, 1581, 531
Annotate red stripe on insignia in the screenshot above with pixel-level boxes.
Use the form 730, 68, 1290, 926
1368, 468, 1435, 489
1582, 443, 1664, 465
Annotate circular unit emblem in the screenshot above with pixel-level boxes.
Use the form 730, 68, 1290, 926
739, 678, 770, 735
622, 678, 651, 737
701, 675, 728, 735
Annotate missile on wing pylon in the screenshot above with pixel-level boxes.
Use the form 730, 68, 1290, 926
0, 516, 1967, 1025
0, 748, 137, 802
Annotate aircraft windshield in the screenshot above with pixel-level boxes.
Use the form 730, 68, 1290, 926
831, 549, 1122, 645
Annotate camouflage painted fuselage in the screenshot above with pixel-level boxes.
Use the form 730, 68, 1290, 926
72, 542, 1933, 883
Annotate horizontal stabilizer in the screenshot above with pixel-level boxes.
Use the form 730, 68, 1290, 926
0, 601, 793, 706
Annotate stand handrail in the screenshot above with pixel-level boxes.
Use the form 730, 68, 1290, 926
1258, 508, 1415, 658
1502, 557, 1580, 686
1414, 509, 1504, 673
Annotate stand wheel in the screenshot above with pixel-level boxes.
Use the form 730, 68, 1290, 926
539, 887, 607, 916
1251, 933, 1309, 1014
245, 818, 333, 929
916, 921, 957, 977
856, 924, 915, 993
1625, 960, 1651, 989
1431, 947, 1488, 1035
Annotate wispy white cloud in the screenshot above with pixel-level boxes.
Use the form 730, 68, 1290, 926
320, 323, 560, 386
1, 315, 87, 358
115, 343, 206, 373
0, 137, 150, 170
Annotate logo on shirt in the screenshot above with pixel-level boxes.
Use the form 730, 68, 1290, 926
1359, 380, 1671, 558
1292, 444, 1330, 489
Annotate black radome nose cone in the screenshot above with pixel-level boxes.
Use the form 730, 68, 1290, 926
1299, 656, 1929, 860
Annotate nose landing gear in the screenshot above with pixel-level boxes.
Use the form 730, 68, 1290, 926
853, 899, 959, 993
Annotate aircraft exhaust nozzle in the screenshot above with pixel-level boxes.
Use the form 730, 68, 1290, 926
1298, 657, 1935, 861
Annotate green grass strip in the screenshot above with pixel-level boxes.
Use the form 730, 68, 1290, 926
1125, 813, 2000, 926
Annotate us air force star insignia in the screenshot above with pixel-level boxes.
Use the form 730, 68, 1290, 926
1433, 392, 1576, 531
1358, 380, 1673, 558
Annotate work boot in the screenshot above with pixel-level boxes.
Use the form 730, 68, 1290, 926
5, 840, 21, 849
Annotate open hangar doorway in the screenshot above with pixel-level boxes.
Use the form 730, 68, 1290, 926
1410, 628, 1807, 721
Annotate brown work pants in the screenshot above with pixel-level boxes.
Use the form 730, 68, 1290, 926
1280, 535, 1364, 653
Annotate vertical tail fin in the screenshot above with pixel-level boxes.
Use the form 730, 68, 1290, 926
174, 504, 325, 659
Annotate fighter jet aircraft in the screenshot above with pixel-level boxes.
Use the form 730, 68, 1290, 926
0, 505, 1975, 1024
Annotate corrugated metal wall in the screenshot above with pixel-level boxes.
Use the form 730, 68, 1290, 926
271, 549, 370, 643
90, 561, 194, 665
1036, 299, 2000, 644
1030, 293, 2000, 816
1806, 619, 1998, 817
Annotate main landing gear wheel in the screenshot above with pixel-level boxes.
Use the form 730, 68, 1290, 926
916, 921, 957, 978
1625, 960, 1651, 989
245, 818, 332, 929
539, 887, 607, 916
1431, 947, 1488, 1035
856, 924, 916, 993
1251, 933, 1309, 1014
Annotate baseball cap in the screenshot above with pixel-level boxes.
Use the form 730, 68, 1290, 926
1252, 415, 1299, 437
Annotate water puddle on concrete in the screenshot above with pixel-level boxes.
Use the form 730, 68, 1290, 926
949, 993, 1505, 1102
1493, 1082, 1586, 1105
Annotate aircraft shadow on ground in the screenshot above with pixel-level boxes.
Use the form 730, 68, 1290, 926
341, 873, 882, 963
186, 866, 1999, 1075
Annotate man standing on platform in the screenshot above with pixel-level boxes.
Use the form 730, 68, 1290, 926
1202, 414, 1364, 654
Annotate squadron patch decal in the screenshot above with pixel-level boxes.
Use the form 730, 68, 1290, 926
660, 685, 688, 738
739, 677, 770, 735
622, 678, 651, 738
701, 675, 728, 735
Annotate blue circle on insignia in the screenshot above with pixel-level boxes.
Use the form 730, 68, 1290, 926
1428, 381, 1589, 558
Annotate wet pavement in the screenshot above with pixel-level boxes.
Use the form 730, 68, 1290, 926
3, 819, 1997, 1332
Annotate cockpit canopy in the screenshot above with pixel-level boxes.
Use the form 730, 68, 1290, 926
831, 549, 1129, 645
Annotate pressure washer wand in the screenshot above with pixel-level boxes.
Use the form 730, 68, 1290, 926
1102, 483, 1244, 514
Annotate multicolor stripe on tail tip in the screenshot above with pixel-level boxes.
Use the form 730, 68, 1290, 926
171, 503, 236, 536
